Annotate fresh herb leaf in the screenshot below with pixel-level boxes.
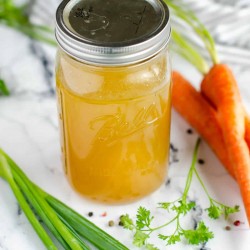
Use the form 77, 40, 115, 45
133, 230, 149, 247
158, 202, 172, 211
122, 138, 239, 249
183, 221, 214, 245
206, 204, 223, 219
0, 79, 10, 96
159, 233, 182, 245
166, 233, 181, 245
172, 201, 195, 215
207, 203, 240, 220
158, 234, 169, 241
120, 214, 135, 230
224, 205, 240, 219
136, 207, 154, 230
145, 243, 159, 250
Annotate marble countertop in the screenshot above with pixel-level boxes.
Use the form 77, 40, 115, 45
1, 2, 250, 250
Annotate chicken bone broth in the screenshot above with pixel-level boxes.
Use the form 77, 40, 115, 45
55, 0, 171, 203
56, 50, 171, 203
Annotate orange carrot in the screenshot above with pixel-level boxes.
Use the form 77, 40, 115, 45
201, 64, 250, 224
245, 115, 250, 150
201, 65, 250, 151
172, 71, 235, 178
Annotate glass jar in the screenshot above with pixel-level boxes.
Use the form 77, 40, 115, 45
55, 0, 172, 203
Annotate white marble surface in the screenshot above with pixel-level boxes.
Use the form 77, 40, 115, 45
1, 2, 250, 250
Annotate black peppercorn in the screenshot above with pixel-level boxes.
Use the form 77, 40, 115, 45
198, 159, 205, 165
88, 212, 94, 217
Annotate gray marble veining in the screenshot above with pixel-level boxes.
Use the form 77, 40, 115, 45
0, 1, 250, 250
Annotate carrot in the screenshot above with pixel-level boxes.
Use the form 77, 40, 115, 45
200, 65, 250, 151
245, 115, 250, 150
172, 71, 235, 178
200, 65, 245, 141
201, 64, 250, 224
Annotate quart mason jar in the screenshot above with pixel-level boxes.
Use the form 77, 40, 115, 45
55, 0, 172, 203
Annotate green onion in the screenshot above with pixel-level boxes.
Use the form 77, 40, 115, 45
44, 194, 128, 250
11, 168, 79, 250
0, 148, 128, 250
0, 154, 57, 250
0, 0, 56, 46
15, 173, 85, 250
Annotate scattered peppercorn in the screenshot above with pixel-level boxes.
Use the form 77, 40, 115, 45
187, 129, 193, 134
225, 226, 231, 231
88, 212, 93, 217
119, 221, 124, 226
101, 212, 107, 217
233, 220, 241, 226
198, 159, 205, 165
170, 143, 178, 152
165, 178, 171, 186
108, 220, 115, 227
17, 204, 22, 216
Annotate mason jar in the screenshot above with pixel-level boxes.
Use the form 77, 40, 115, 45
55, 0, 172, 203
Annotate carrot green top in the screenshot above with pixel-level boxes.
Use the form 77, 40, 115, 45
165, 0, 219, 74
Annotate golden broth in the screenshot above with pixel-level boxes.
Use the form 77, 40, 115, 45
56, 50, 171, 203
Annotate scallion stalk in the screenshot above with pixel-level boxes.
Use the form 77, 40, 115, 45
0, 0, 56, 47
0, 148, 128, 250
0, 154, 57, 250
43, 194, 128, 250
11, 168, 72, 250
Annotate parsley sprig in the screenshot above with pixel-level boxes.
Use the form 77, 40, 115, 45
121, 138, 239, 249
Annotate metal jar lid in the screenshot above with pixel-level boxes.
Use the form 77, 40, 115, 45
56, 0, 171, 65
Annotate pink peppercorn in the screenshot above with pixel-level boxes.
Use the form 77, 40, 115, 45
233, 220, 241, 226
101, 212, 107, 217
